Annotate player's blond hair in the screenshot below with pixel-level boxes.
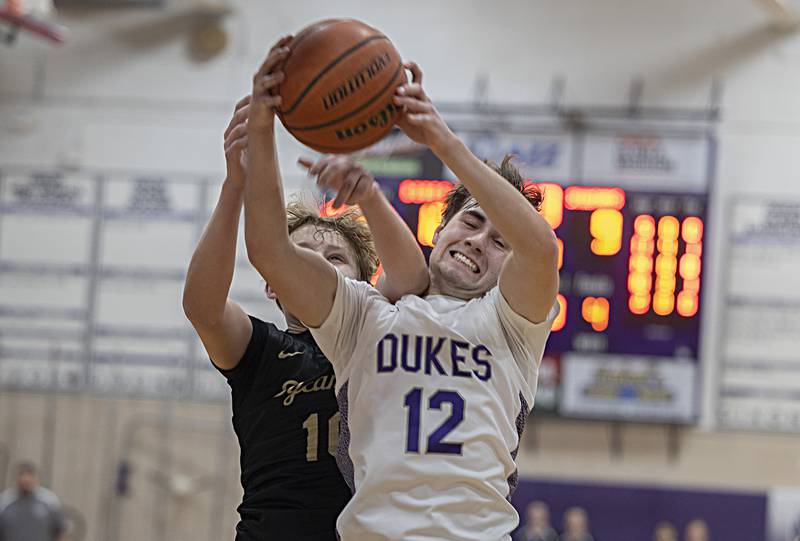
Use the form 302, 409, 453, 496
286, 201, 379, 282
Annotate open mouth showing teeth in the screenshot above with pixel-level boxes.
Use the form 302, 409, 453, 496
450, 251, 480, 273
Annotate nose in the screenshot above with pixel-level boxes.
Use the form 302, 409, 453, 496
463, 235, 486, 255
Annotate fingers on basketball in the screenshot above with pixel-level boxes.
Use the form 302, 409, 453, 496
404, 61, 423, 84
394, 96, 432, 116
272, 34, 294, 52
225, 136, 248, 155
234, 95, 251, 111
254, 47, 290, 85
225, 105, 251, 138
255, 73, 284, 96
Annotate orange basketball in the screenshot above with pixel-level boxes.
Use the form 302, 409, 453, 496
277, 19, 406, 154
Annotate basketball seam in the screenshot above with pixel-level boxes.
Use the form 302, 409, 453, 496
291, 133, 392, 154
281, 34, 389, 116
285, 61, 403, 131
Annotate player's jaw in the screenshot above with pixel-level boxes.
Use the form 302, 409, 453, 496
429, 231, 504, 300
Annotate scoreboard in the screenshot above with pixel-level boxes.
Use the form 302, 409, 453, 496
365, 128, 713, 423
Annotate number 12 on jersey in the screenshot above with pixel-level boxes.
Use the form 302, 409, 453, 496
404, 388, 465, 455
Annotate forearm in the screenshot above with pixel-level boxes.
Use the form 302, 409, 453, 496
434, 136, 557, 258
243, 129, 292, 262
359, 188, 429, 299
183, 180, 243, 324
244, 129, 337, 327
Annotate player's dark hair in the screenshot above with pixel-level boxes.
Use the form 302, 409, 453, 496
440, 155, 543, 226
16, 462, 37, 475
286, 201, 379, 282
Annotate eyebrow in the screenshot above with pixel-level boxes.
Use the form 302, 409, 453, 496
296, 240, 347, 257
463, 208, 487, 223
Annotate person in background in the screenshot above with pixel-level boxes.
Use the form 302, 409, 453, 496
683, 518, 710, 541
653, 521, 678, 541
560, 506, 594, 541
0, 462, 66, 541
513, 500, 559, 541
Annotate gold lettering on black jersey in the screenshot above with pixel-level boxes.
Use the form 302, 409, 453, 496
273, 374, 336, 406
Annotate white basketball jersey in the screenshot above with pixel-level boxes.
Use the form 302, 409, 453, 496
310, 271, 557, 541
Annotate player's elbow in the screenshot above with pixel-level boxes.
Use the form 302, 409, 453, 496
540, 229, 560, 267
182, 289, 214, 328
245, 234, 276, 271
520, 227, 559, 269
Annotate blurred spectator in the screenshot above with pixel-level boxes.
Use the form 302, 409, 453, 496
653, 521, 678, 541
561, 506, 594, 541
684, 518, 710, 541
513, 500, 559, 541
0, 462, 66, 541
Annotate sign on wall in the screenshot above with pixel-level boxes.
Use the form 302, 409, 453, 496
0, 169, 279, 400
718, 198, 800, 432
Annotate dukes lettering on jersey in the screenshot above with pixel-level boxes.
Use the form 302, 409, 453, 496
375, 333, 493, 381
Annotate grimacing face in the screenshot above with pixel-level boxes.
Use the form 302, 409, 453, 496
428, 203, 510, 299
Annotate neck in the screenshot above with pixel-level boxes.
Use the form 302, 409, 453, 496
427, 270, 450, 297
427, 271, 473, 300
284, 312, 307, 334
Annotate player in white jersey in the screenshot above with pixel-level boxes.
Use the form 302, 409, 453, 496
244, 46, 559, 540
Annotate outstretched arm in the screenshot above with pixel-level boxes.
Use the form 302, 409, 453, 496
183, 97, 253, 370
393, 63, 559, 323
244, 36, 340, 328
300, 156, 429, 301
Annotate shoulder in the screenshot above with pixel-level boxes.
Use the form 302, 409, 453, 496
0, 488, 16, 511
215, 315, 286, 377
34, 487, 61, 509
334, 271, 393, 318
485, 286, 558, 327
341, 272, 385, 300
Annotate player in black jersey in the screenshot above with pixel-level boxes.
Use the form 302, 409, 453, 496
182, 48, 429, 541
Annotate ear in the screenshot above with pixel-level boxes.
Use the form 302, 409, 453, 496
265, 283, 278, 301
432, 224, 443, 245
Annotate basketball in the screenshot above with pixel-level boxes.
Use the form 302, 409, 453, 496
276, 19, 406, 153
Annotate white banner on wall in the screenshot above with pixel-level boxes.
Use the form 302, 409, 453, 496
450, 131, 573, 182
719, 198, 800, 433
580, 133, 710, 191
560, 353, 697, 421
